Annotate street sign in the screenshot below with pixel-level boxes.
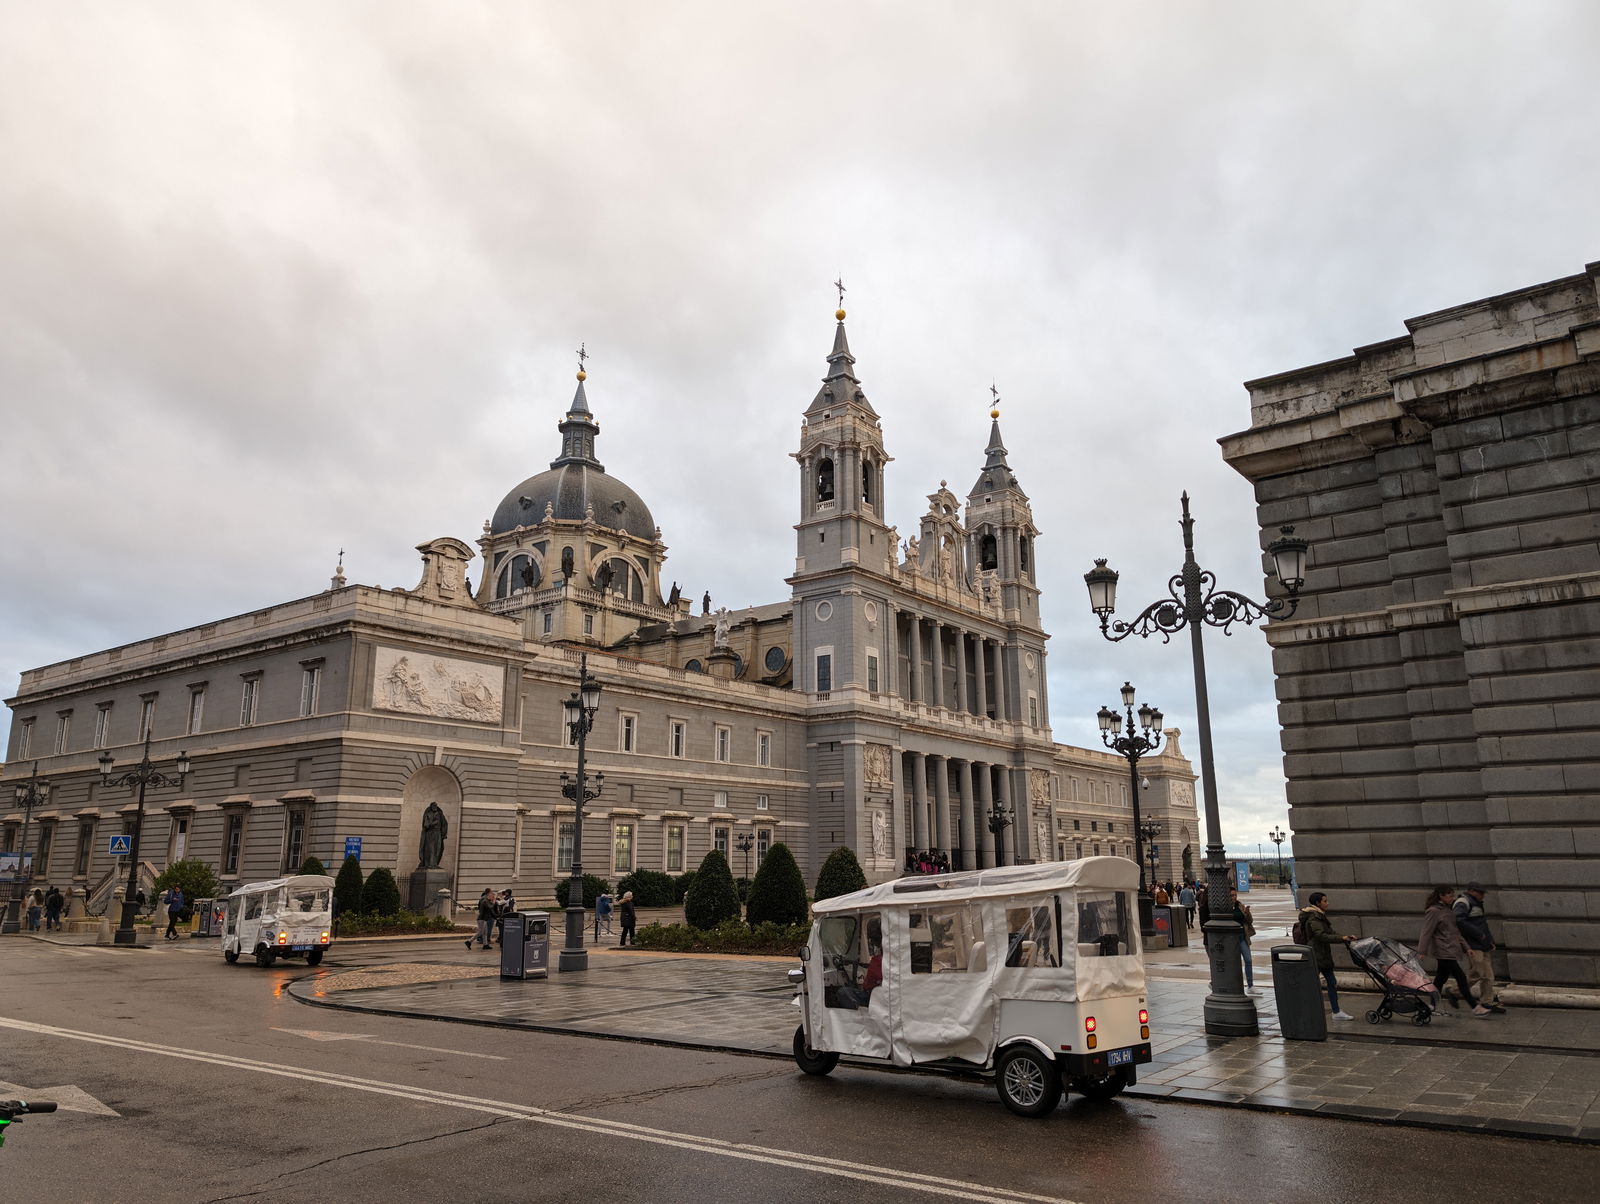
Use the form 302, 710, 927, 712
343, 837, 363, 862
1235, 860, 1251, 892
108, 834, 132, 856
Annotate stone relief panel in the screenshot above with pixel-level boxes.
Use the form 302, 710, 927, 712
1029, 768, 1051, 804
1170, 780, 1195, 808
864, 743, 894, 789
373, 647, 503, 722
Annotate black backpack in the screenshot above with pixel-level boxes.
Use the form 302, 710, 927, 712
1291, 913, 1309, 946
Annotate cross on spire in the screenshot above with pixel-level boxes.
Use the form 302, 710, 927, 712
575, 342, 589, 371
989, 382, 1001, 406
833, 277, 846, 308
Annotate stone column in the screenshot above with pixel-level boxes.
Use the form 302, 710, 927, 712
908, 615, 924, 704
957, 759, 977, 870
929, 621, 944, 709
909, 752, 929, 851
885, 606, 899, 697
975, 763, 996, 869
932, 755, 951, 854
974, 637, 989, 719
954, 628, 969, 714
993, 643, 1009, 721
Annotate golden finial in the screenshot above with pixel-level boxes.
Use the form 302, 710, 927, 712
833, 276, 846, 321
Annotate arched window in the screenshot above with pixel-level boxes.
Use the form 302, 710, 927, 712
978, 533, 998, 571
861, 460, 874, 506
496, 553, 538, 599
816, 457, 835, 503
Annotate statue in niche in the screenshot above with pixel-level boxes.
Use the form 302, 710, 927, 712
871, 809, 891, 860
594, 560, 616, 591
561, 546, 575, 580
419, 802, 448, 869
668, 581, 681, 606
520, 560, 537, 589
712, 606, 732, 648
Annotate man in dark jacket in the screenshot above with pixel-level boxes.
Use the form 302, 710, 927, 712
1298, 892, 1355, 1021
617, 891, 636, 947
1454, 883, 1504, 1013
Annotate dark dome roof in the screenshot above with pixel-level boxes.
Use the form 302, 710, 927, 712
492, 463, 657, 540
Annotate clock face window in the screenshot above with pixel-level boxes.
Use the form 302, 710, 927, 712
764, 646, 787, 673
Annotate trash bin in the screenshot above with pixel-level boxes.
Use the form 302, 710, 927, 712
1167, 905, 1189, 949
1271, 944, 1327, 1041
501, 910, 550, 980
1152, 906, 1173, 947
195, 898, 216, 936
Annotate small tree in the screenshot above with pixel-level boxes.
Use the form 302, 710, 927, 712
361, 867, 402, 917
334, 855, 365, 918
297, 855, 328, 877
684, 849, 741, 930
554, 874, 611, 909
152, 859, 223, 919
814, 845, 868, 902
745, 843, 808, 927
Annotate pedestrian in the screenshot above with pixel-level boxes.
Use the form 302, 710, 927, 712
26, 889, 43, 932
1230, 887, 1260, 995
618, 890, 636, 947
1419, 886, 1491, 1017
1453, 882, 1505, 1013
162, 885, 185, 940
596, 892, 614, 937
1178, 882, 1197, 926
44, 887, 64, 931
467, 887, 495, 950
1153, 883, 1170, 906
494, 889, 516, 945
1297, 891, 1356, 1021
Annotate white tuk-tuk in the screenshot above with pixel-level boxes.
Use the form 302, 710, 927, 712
789, 857, 1151, 1116
221, 874, 335, 968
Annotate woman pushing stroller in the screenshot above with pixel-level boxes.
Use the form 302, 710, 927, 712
1419, 886, 1493, 1018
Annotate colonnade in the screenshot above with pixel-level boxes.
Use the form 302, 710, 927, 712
901, 750, 1029, 869
891, 609, 1011, 721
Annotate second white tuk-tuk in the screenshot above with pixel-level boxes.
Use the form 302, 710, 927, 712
220, 874, 335, 968
789, 857, 1151, 1116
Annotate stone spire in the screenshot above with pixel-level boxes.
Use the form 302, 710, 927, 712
970, 392, 1023, 497
806, 305, 877, 417
551, 348, 604, 470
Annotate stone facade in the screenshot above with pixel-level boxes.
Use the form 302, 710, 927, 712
4, 312, 1196, 910
1221, 262, 1600, 987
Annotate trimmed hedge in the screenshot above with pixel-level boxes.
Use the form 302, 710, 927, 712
814, 846, 868, 902
684, 850, 741, 930
360, 867, 403, 917
614, 869, 675, 908
673, 871, 696, 904
554, 874, 611, 908
334, 855, 365, 919
745, 843, 809, 927
633, 919, 809, 956
337, 909, 458, 937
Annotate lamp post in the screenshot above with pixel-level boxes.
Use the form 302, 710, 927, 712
1084, 491, 1308, 1038
986, 795, 1013, 868
1139, 818, 1162, 891
98, 733, 191, 946
558, 655, 604, 973
1269, 826, 1287, 887
734, 831, 755, 884
1097, 684, 1163, 933
2, 764, 51, 934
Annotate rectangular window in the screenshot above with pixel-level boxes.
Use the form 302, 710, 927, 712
908, 906, 983, 974
866, 652, 880, 694
1028, 693, 1039, 727
1077, 890, 1138, 957
187, 688, 206, 735
757, 731, 771, 767
713, 790, 729, 809
240, 678, 259, 727
669, 720, 686, 758
169, 815, 190, 863
53, 711, 71, 754
556, 820, 576, 873
1107, 822, 1115, 833
815, 653, 832, 693
17, 719, 33, 759
664, 824, 685, 873
1091, 820, 1098, 832
35, 825, 54, 875
223, 813, 245, 875
1092, 842, 1101, 856
619, 713, 637, 753
542, 611, 553, 635
300, 666, 322, 717
583, 613, 594, 635
1004, 902, 1060, 968
283, 810, 306, 873
756, 827, 771, 863
139, 696, 157, 740
94, 704, 113, 749
75, 820, 94, 876
713, 826, 730, 855
714, 725, 731, 763
756, 794, 769, 811
1073, 819, 1081, 831
613, 822, 634, 874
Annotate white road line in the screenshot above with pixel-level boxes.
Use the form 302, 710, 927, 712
0, 1015, 1076, 1204
269, 1027, 506, 1061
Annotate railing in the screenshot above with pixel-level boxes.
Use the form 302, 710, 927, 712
85, 862, 158, 916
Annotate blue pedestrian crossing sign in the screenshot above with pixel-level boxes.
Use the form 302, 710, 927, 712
108, 834, 132, 856
344, 837, 363, 861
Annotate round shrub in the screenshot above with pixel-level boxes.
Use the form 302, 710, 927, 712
297, 856, 328, 877
814, 845, 868, 902
615, 869, 675, 908
684, 849, 741, 930
554, 874, 611, 909
360, 867, 402, 917
745, 842, 809, 928
333, 855, 365, 920
673, 871, 697, 904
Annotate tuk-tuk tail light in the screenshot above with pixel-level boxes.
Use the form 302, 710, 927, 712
1086, 1034, 1097, 1049
1139, 1008, 1150, 1039
1084, 1015, 1097, 1049
1138, 1009, 1148, 1024
320, 932, 330, 944
276, 931, 289, 945
1084, 1016, 1096, 1033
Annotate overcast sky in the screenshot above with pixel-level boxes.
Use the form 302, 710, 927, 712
3, 2, 1596, 858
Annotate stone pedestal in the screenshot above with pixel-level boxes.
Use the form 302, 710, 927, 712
408, 868, 453, 913
707, 646, 738, 679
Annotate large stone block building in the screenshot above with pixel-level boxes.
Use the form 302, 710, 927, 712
1221, 262, 1600, 987
4, 308, 1196, 913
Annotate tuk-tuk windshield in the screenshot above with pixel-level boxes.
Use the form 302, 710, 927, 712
288, 889, 331, 914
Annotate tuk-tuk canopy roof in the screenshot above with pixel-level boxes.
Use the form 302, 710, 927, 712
227, 874, 336, 898
812, 856, 1139, 914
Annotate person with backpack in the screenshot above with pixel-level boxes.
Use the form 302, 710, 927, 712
1178, 883, 1197, 926
1296, 892, 1355, 1021
162, 886, 185, 940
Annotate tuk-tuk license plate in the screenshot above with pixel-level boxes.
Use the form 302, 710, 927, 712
1107, 1048, 1133, 1067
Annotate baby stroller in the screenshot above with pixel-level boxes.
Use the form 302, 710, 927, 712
1347, 937, 1437, 1025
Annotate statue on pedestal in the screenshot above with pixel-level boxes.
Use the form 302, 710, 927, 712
419, 802, 448, 869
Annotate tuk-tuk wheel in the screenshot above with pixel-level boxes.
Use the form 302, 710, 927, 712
307, 949, 324, 967
224, 950, 239, 964
792, 1026, 839, 1076
255, 946, 276, 968
1071, 1068, 1129, 1101
996, 1045, 1061, 1117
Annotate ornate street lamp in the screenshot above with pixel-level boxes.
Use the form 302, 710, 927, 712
986, 795, 1013, 869
1139, 818, 1162, 890
99, 733, 191, 946
1084, 491, 1309, 1038
1, 764, 51, 934
734, 831, 755, 884
1097, 684, 1164, 933
1269, 825, 1288, 888
558, 655, 604, 972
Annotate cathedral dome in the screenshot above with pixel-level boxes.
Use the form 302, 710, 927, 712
491, 463, 656, 539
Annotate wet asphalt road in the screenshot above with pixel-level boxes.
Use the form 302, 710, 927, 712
2, 939, 1596, 1203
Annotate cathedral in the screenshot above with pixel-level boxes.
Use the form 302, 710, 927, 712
3, 305, 1196, 912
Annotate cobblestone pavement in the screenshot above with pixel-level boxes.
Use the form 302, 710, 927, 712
288, 946, 1600, 1142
